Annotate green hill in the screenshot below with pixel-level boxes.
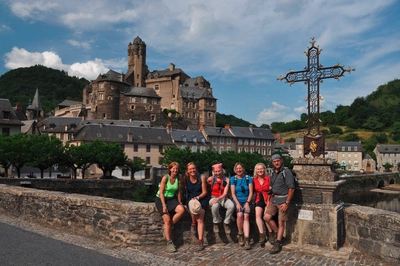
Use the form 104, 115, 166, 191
0, 65, 89, 113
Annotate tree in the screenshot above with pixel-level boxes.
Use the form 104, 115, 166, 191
0, 134, 13, 177
91, 140, 127, 177
329, 126, 343, 135
160, 146, 193, 172
125, 157, 147, 180
27, 134, 64, 178
383, 162, 393, 172
344, 133, 360, 142
7, 133, 32, 178
70, 143, 93, 179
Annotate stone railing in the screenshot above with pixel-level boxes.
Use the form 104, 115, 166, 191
0, 184, 242, 247
344, 204, 400, 265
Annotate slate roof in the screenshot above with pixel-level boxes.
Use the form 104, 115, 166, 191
202, 126, 233, 137
57, 100, 83, 108
375, 144, 400, 153
123, 86, 161, 98
170, 129, 208, 144
0, 98, 24, 126
73, 124, 173, 145
181, 87, 215, 100
251, 128, 275, 140
326, 142, 338, 150
94, 70, 127, 83
26, 89, 42, 111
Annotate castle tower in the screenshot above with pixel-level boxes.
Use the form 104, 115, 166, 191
26, 88, 44, 120
127, 36, 146, 87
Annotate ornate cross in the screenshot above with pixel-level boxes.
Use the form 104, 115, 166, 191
278, 37, 355, 157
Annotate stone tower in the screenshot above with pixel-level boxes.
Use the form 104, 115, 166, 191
127, 36, 147, 87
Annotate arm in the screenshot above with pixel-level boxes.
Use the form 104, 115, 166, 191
159, 175, 168, 213
177, 174, 182, 204
280, 187, 295, 213
244, 183, 253, 213
197, 175, 208, 200
220, 178, 230, 199
231, 182, 241, 210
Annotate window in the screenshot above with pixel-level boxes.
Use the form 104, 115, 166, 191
201, 146, 205, 152
192, 146, 197, 152
2, 128, 10, 136
155, 84, 159, 90
152, 98, 157, 104
122, 168, 129, 176
244, 147, 248, 152
354, 147, 358, 151
159, 145, 163, 152
149, 106, 153, 111
348, 147, 351, 151
208, 112, 212, 118
220, 147, 224, 153
250, 140, 254, 145
212, 146, 217, 152
238, 139, 243, 145
342, 147, 345, 151
146, 157, 150, 164
220, 138, 224, 144
142, 97, 147, 103
146, 145, 151, 152
99, 93, 104, 100
262, 149, 266, 155
212, 137, 217, 144
193, 103, 196, 108
131, 105, 135, 110
151, 115, 156, 121
134, 145, 138, 152
227, 138, 231, 144
256, 140, 260, 146
267, 148, 271, 155
354, 154, 358, 158
244, 139, 249, 145
100, 83, 104, 88
250, 147, 254, 153
2, 111, 10, 119
348, 154, 351, 158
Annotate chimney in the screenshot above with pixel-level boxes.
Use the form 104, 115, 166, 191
249, 125, 253, 132
199, 122, 205, 131
170, 63, 175, 71
224, 124, 231, 129
166, 122, 172, 134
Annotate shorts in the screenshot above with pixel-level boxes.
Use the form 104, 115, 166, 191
265, 202, 289, 221
235, 201, 252, 214
155, 196, 180, 216
255, 200, 266, 209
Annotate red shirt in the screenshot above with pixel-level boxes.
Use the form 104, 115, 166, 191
253, 175, 270, 204
210, 177, 226, 197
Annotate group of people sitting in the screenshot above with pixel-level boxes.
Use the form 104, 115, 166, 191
154, 154, 296, 254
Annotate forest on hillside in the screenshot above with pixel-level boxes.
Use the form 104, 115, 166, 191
0, 65, 88, 113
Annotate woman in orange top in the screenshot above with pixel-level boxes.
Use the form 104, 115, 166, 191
253, 163, 274, 246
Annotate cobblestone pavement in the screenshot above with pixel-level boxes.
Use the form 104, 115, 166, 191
0, 214, 391, 266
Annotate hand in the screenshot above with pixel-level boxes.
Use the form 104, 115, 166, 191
244, 203, 250, 213
212, 198, 219, 205
280, 203, 289, 213
162, 206, 168, 214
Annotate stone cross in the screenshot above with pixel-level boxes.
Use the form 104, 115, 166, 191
278, 37, 355, 157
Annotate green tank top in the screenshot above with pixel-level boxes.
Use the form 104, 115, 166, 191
156, 174, 179, 198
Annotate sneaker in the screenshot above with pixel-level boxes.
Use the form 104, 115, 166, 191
197, 239, 205, 251
259, 233, 266, 246
213, 223, 219, 233
190, 223, 196, 235
269, 231, 277, 245
223, 223, 231, 234
269, 240, 282, 254
237, 233, 244, 246
244, 238, 251, 250
166, 240, 177, 253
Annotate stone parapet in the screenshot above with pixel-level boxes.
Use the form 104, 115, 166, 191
292, 157, 339, 182
344, 204, 400, 265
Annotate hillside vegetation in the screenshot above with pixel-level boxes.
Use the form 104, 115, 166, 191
0, 65, 88, 113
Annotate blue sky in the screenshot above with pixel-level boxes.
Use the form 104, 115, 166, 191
1, 0, 399, 127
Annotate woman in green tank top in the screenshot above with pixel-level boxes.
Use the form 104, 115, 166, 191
155, 162, 185, 252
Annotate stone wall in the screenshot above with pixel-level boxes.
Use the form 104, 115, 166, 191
0, 184, 246, 248
344, 204, 400, 265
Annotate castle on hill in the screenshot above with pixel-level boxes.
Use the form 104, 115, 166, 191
78, 36, 217, 128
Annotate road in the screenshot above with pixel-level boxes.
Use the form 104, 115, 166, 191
0, 221, 139, 266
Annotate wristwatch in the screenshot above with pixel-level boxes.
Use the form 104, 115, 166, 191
285, 201, 290, 205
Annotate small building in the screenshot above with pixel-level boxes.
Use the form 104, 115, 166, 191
373, 144, 400, 172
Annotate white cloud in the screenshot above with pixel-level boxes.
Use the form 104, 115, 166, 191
0, 24, 11, 32
254, 102, 297, 126
4, 47, 111, 81
67, 40, 92, 50
4, 47, 69, 71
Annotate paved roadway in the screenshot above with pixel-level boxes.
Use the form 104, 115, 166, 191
0, 214, 390, 266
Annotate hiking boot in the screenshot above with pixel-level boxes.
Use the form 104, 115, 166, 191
269, 240, 282, 254
259, 233, 266, 246
213, 223, 219, 233
244, 237, 251, 250
166, 240, 176, 253
269, 231, 277, 245
223, 223, 231, 234
197, 239, 205, 251
190, 223, 196, 235
237, 233, 244, 246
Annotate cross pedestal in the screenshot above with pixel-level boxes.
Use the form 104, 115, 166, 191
286, 158, 346, 250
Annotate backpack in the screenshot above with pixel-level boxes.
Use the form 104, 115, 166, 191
233, 175, 250, 187
282, 167, 299, 187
